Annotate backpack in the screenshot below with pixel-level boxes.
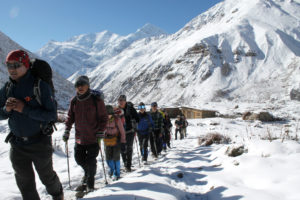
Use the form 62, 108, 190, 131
104, 116, 120, 146
5, 58, 57, 136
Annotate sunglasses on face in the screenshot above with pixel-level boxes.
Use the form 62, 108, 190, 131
138, 105, 145, 110
6, 62, 22, 70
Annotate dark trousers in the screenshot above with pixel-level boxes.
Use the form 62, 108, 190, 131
105, 143, 121, 161
10, 136, 62, 200
74, 143, 99, 188
137, 133, 149, 161
150, 130, 161, 156
175, 128, 183, 140
163, 129, 171, 148
121, 131, 134, 169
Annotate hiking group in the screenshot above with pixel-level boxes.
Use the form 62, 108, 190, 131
0, 50, 188, 200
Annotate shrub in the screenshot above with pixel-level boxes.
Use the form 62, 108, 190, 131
198, 132, 231, 146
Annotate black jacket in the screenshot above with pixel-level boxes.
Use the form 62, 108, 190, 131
0, 71, 56, 138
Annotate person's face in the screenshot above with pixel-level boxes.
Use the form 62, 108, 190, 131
6, 61, 28, 81
75, 84, 89, 95
140, 108, 145, 113
118, 99, 126, 108
151, 105, 157, 112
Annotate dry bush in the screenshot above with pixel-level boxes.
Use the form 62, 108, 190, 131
198, 132, 231, 146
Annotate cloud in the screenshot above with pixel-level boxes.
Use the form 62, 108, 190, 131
10, 7, 20, 19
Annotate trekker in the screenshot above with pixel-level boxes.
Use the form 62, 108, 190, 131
175, 115, 183, 140
63, 75, 108, 192
150, 102, 164, 157
104, 105, 126, 181
181, 115, 189, 138
118, 95, 139, 172
137, 102, 154, 163
161, 109, 172, 149
0, 50, 63, 200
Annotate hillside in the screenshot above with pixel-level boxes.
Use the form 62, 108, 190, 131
83, 0, 300, 106
36, 24, 167, 79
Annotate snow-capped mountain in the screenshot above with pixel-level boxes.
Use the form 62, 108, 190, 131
0, 31, 74, 109
84, 0, 300, 106
37, 23, 167, 79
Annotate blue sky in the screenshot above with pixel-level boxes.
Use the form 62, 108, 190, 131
0, 0, 222, 52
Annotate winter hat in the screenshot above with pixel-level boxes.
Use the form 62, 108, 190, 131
75, 75, 90, 87
6, 50, 30, 69
151, 102, 158, 107
139, 102, 145, 106
105, 105, 114, 115
118, 94, 126, 101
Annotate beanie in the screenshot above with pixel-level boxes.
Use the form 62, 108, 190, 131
75, 75, 90, 87
6, 50, 30, 69
118, 94, 126, 101
105, 105, 114, 115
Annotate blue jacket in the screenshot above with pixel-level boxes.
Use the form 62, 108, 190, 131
0, 71, 57, 138
137, 112, 154, 135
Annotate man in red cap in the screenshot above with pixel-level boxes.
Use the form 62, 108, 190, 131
0, 50, 63, 200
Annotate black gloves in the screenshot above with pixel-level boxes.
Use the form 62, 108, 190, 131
63, 130, 70, 142
121, 143, 126, 153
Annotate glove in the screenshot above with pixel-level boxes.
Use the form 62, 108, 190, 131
96, 131, 105, 138
121, 143, 126, 154
96, 131, 105, 144
63, 130, 70, 142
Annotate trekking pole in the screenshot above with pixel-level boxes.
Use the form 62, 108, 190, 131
170, 129, 173, 148
98, 140, 108, 185
65, 141, 71, 189
134, 134, 141, 168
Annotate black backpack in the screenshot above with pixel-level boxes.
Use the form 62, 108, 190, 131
5, 59, 57, 136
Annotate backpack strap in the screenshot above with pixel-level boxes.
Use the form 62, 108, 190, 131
5, 81, 12, 98
33, 78, 42, 106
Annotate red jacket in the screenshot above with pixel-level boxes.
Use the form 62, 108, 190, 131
65, 93, 108, 145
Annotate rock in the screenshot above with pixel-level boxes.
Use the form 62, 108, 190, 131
290, 89, 300, 101
226, 146, 245, 157
177, 173, 184, 178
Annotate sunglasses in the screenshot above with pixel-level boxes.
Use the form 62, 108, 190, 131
6, 62, 22, 70
138, 105, 146, 109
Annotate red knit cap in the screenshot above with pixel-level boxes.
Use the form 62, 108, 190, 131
6, 50, 30, 69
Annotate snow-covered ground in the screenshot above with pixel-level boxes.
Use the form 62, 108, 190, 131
0, 101, 300, 200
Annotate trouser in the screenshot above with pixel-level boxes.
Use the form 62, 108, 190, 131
105, 143, 121, 177
137, 133, 149, 161
74, 143, 99, 189
121, 131, 134, 169
162, 129, 171, 149
150, 130, 161, 156
175, 128, 183, 140
10, 136, 62, 200
182, 127, 187, 138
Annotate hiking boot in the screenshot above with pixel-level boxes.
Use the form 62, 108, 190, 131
52, 193, 64, 200
86, 186, 95, 193
75, 184, 87, 192
125, 166, 132, 172
81, 175, 87, 184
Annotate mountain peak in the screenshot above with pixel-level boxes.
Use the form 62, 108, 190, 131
135, 23, 167, 36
